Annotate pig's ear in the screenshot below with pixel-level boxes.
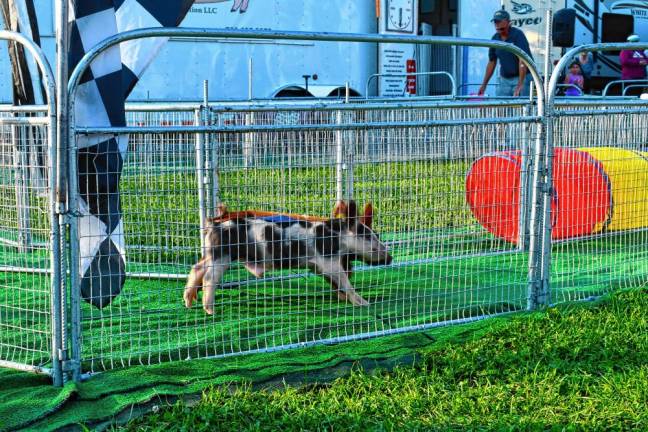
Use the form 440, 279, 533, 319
332, 200, 347, 218
360, 203, 374, 228
346, 200, 358, 225
214, 203, 229, 220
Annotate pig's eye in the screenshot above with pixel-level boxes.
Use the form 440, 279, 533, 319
355, 224, 373, 239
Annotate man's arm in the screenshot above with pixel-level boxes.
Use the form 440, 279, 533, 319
514, 30, 532, 96
479, 60, 497, 95
514, 62, 527, 96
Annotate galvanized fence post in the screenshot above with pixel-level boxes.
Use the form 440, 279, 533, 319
517, 103, 532, 251
536, 12, 560, 306
194, 107, 208, 252
336, 109, 345, 202
344, 83, 354, 200
525, 9, 555, 310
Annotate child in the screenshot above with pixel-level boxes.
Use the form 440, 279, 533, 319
564, 61, 584, 96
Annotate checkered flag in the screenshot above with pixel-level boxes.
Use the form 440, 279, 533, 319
70, 0, 194, 308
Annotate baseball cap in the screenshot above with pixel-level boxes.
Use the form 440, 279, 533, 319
491, 10, 510, 22
627, 34, 640, 42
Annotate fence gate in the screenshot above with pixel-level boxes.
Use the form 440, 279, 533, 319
546, 43, 648, 306
0, 31, 63, 385
60, 29, 546, 380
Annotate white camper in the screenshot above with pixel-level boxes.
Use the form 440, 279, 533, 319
567, 0, 648, 87
1, 0, 460, 102
458, 0, 648, 94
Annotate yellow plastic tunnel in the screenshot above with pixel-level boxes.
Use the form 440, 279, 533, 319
579, 147, 648, 232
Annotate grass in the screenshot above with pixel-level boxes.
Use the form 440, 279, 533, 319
117, 289, 648, 431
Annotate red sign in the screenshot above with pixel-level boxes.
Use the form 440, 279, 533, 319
406, 59, 416, 95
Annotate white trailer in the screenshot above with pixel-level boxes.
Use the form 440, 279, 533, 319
569, 0, 648, 86
7, 1, 642, 101
1, 0, 427, 102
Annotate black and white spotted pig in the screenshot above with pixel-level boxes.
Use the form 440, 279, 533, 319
184, 200, 392, 314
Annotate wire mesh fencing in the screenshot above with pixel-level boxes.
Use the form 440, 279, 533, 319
549, 100, 648, 304
4, 30, 648, 386
67, 100, 541, 373
4, 96, 648, 380
0, 109, 54, 374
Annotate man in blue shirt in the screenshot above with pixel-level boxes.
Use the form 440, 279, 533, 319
478, 9, 533, 97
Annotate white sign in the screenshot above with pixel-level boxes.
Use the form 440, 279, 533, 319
378, 0, 419, 97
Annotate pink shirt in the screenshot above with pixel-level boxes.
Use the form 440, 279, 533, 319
620, 50, 648, 80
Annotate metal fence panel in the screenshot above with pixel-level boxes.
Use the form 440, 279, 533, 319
0, 114, 54, 375
550, 102, 648, 304
0, 30, 61, 384
69, 101, 541, 373
545, 43, 648, 307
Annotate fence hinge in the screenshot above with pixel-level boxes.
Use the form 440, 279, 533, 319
59, 207, 83, 224
55, 202, 67, 216
58, 348, 79, 373
541, 180, 553, 195
57, 348, 67, 362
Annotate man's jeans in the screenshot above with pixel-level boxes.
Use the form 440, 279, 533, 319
497, 75, 532, 97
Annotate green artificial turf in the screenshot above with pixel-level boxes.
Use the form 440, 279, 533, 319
2, 159, 648, 430
0, 288, 643, 431
4, 226, 647, 374
0, 315, 504, 431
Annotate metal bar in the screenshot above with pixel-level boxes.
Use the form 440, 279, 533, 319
622, 84, 648, 96
0, 247, 528, 280
554, 108, 648, 117
192, 99, 531, 113
12, 124, 32, 252
194, 108, 207, 253
0, 360, 52, 376
365, 71, 457, 98
554, 99, 648, 107
124, 99, 530, 114
0, 104, 48, 112
518, 104, 532, 250
77, 116, 542, 135
0, 117, 50, 125
0, 237, 47, 248
344, 82, 354, 200
602, 79, 648, 96
543, 9, 553, 97
122, 97, 647, 114
526, 117, 546, 311
54, 0, 70, 386
0, 265, 52, 274
335, 110, 344, 201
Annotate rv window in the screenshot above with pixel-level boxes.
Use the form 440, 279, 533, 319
602, 13, 634, 43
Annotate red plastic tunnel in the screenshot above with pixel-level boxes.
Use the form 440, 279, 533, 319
466, 148, 612, 243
